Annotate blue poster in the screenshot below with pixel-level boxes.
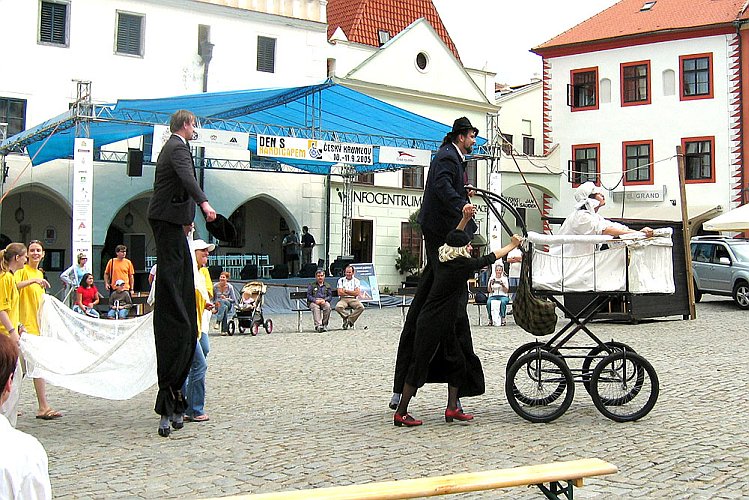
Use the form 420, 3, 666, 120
351, 263, 380, 303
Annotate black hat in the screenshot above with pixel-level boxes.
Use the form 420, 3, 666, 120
205, 213, 237, 242
445, 229, 471, 248
451, 117, 479, 136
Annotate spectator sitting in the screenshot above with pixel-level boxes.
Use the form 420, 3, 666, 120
335, 265, 365, 330
307, 269, 332, 332
74, 273, 100, 318
104, 244, 135, 293
486, 265, 510, 326
107, 279, 133, 319
0, 334, 52, 499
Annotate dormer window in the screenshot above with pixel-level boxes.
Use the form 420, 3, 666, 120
640, 1, 656, 11
377, 30, 390, 46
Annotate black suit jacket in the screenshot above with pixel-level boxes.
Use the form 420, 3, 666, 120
147, 135, 208, 226
418, 142, 477, 240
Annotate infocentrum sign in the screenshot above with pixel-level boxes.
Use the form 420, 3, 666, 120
257, 134, 373, 165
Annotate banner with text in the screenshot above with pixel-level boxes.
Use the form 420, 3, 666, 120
378, 146, 431, 167
72, 138, 94, 267
151, 125, 250, 159
256, 135, 373, 165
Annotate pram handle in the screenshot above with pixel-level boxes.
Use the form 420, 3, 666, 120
467, 186, 529, 238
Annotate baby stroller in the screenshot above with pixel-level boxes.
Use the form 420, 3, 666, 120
232, 281, 273, 336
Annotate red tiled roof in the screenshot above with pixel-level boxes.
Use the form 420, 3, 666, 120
535, 0, 749, 52
327, 0, 461, 60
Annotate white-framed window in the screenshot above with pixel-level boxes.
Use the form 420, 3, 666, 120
257, 36, 276, 73
39, 0, 69, 46
115, 11, 145, 57
0, 97, 27, 138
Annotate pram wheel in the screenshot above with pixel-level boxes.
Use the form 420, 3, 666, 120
589, 351, 659, 422
227, 321, 236, 336
581, 341, 636, 394
505, 341, 559, 372
251, 322, 260, 336
505, 350, 574, 423
264, 319, 273, 334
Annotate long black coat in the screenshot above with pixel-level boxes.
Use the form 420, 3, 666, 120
418, 142, 477, 238
147, 134, 208, 226
405, 252, 497, 395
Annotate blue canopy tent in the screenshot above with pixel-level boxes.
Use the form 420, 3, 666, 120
1, 81, 486, 172
0, 81, 489, 271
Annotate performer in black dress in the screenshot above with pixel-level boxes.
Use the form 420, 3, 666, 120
394, 211, 522, 427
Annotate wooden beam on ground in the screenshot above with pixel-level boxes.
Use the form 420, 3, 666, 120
203, 458, 618, 500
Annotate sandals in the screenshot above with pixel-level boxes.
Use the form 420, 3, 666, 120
184, 414, 210, 422
36, 409, 63, 420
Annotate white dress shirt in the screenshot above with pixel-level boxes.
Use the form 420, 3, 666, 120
0, 414, 52, 500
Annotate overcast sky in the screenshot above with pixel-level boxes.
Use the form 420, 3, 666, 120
432, 0, 620, 85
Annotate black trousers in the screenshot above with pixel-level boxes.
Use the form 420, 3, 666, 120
149, 219, 197, 416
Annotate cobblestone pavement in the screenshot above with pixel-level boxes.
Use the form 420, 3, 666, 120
14, 296, 749, 499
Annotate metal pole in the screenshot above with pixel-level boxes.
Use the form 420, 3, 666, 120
325, 173, 331, 274
341, 164, 354, 257
676, 145, 696, 320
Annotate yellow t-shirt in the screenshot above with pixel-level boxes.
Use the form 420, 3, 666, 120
17, 265, 45, 335
194, 267, 214, 339
0, 271, 20, 336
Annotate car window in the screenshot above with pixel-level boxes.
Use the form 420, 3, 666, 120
728, 243, 749, 263
713, 245, 731, 264
692, 243, 713, 263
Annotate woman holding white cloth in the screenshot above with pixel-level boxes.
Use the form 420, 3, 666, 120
557, 182, 653, 256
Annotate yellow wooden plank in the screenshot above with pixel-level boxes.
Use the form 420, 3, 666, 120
203, 459, 618, 500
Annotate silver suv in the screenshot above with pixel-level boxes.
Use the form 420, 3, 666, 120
691, 237, 749, 309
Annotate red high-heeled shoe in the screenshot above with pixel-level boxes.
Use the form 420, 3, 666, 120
393, 413, 423, 427
445, 407, 474, 422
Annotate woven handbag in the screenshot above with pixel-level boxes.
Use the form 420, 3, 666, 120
512, 255, 557, 336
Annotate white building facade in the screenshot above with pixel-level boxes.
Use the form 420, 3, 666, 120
1, 0, 503, 291
533, 2, 749, 227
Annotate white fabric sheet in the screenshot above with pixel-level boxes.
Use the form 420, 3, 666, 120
20, 296, 157, 400
627, 234, 675, 294
528, 231, 675, 294
532, 245, 627, 292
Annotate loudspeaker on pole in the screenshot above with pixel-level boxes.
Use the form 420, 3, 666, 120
127, 149, 143, 177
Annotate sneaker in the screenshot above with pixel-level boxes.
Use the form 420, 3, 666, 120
487, 319, 493, 327
348, 321, 355, 330
389, 393, 401, 410
315, 326, 322, 332
342, 320, 349, 330
321, 325, 327, 332
501, 319, 507, 326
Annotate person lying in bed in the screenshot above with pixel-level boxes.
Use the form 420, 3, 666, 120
557, 182, 654, 256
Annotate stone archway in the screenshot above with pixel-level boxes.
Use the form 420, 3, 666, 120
104, 195, 153, 281
222, 196, 298, 269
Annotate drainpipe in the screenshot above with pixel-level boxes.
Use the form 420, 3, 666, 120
735, 19, 749, 207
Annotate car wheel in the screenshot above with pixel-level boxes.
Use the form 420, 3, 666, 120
732, 281, 749, 309
693, 281, 702, 303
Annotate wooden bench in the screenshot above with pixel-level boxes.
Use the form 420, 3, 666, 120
394, 287, 418, 325
203, 458, 617, 500
290, 289, 339, 332
94, 292, 151, 318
